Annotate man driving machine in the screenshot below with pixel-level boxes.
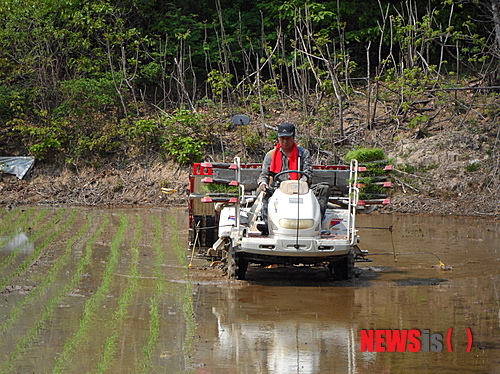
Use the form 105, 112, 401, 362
257, 123, 330, 235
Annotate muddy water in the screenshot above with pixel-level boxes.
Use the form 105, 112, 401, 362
0, 207, 191, 374
191, 213, 500, 374
1, 208, 500, 373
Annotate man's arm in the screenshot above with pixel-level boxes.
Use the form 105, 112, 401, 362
299, 147, 313, 182
257, 151, 273, 187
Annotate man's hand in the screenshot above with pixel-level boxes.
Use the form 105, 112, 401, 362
258, 183, 268, 193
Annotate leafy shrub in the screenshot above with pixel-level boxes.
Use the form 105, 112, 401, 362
14, 120, 67, 159
55, 77, 118, 119
77, 134, 121, 155
163, 136, 205, 164
159, 108, 210, 163
126, 119, 159, 139
409, 114, 429, 129
243, 129, 262, 153
161, 108, 204, 137
0, 86, 25, 123
122, 119, 161, 153
207, 69, 233, 98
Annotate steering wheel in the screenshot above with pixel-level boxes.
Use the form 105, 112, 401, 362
272, 170, 310, 187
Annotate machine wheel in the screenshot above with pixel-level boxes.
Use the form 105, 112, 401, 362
329, 251, 355, 281
236, 258, 248, 280
227, 240, 247, 280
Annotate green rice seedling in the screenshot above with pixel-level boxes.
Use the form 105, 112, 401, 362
182, 281, 195, 359
0, 209, 71, 291
138, 303, 159, 368
0, 209, 64, 273
0, 208, 51, 259
201, 183, 239, 194
138, 297, 162, 373
0, 213, 101, 373
2, 207, 49, 236
29, 207, 51, 228
0, 245, 24, 269
0, 205, 20, 224
167, 216, 195, 362
1, 290, 69, 373
0, 207, 36, 236
345, 148, 386, 163
167, 216, 187, 269
0, 211, 87, 337
95, 216, 142, 374
358, 180, 387, 196
0, 210, 21, 239
365, 165, 389, 176
53, 214, 127, 374
141, 298, 161, 364
138, 216, 165, 373
0, 208, 46, 250
0, 209, 51, 269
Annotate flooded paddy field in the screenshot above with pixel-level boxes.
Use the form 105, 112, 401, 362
1, 207, 500, 373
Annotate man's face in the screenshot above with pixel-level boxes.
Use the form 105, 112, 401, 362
279, 135, 294, 152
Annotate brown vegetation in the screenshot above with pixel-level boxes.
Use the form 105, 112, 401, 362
2, 85, 499, 217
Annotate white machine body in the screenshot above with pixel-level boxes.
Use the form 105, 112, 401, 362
268, 180, 321, 237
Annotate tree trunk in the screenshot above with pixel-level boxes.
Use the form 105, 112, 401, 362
491, 0, 500, 52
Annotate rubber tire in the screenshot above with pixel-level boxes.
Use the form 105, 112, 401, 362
329, 251, 354, 281
227, 241, 247, 280
236, 258, 248, 280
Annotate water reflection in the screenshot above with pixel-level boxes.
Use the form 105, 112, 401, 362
195, 284, 360, 374
192, 213, 500, 374
0, 231, 34, 254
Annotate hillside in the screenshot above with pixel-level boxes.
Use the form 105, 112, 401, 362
1, 0, 499, 216
1, 88, 499, 217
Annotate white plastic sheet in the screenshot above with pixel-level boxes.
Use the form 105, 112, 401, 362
0, 157, 35, 179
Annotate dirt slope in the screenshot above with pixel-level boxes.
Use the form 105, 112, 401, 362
0, 158, 191, 208
387, 131, 498, 216
1, 130, 498, 218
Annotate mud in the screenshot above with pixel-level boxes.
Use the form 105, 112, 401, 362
0, 207, 190, 373
1, 208, 500, 373
190, 213, 500, 373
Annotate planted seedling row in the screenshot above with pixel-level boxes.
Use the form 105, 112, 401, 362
0, 212, 89, 338
0, 208, 49, 271
167, 215, 196, 361
0, 209, 73, 292
0, 210, 87, 373
52, 214, 128, 373
94, 216, 142, 373
138, 215, 167, 372
0, 208, 194, 373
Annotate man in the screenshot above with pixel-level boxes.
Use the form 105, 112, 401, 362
256, 123, 330, 235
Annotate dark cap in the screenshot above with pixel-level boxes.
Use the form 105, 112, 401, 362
277, 123, 295, 137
